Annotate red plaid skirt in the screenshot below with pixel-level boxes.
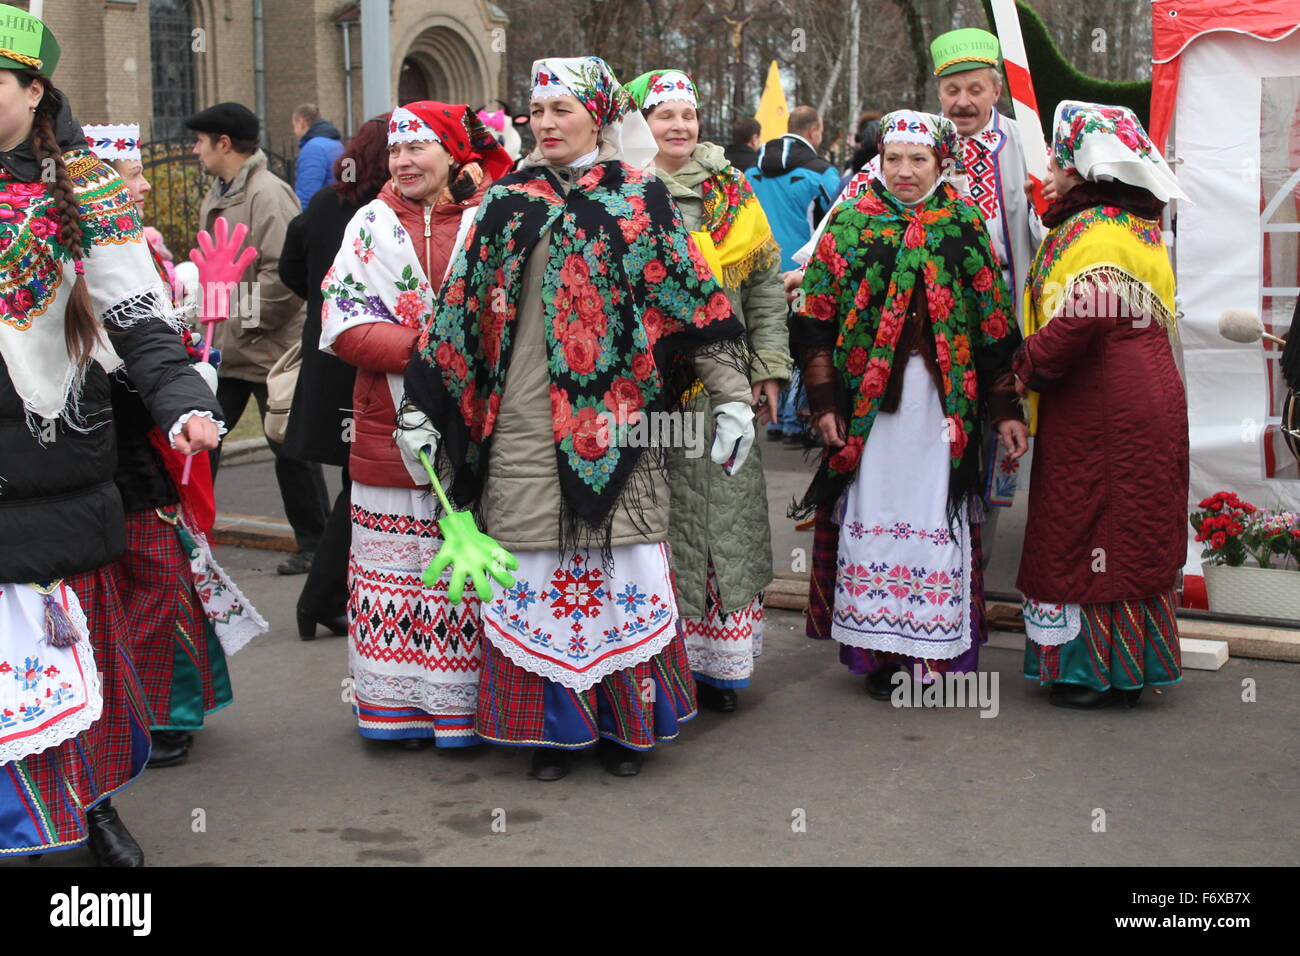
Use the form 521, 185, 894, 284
476, 628, 698, 751
807, 503, 838, 641
5, 566, 152, 855
119, 509, 218, 729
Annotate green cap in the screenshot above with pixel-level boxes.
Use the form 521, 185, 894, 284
930, 28, 1000, 77
0, 3, 60, 76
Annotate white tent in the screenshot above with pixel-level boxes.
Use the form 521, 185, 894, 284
1151, 0, 1300, 605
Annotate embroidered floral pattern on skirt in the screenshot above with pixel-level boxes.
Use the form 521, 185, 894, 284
348, 482, 482, 745
1, 567, 151, 856
480, 542, 679, 693
0, 582, 100, 764
830, 360, 975, 663
808, 359, 990, 679
476, 626, 697, 750
681, 561, 764, 688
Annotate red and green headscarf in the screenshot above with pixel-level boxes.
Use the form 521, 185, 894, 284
625, 70, 699, 111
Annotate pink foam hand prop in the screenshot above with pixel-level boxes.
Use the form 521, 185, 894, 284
181, 216, 257, 484
188, 216, 258, 325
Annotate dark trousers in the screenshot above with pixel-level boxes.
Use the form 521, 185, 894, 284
210, 377, 329, 553
297, 466, 352, 619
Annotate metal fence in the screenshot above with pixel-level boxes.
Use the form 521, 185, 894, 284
140, 137, 296, 258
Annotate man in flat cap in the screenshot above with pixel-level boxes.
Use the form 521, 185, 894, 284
187, 102, 329, 575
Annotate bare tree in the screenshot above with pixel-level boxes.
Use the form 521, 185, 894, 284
494, 0, 1152, 165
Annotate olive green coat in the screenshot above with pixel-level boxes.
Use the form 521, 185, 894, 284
658, 143, 793, 617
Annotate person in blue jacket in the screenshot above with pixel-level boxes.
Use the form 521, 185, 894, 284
292, 103, 344, 208
746, 105, 840, 444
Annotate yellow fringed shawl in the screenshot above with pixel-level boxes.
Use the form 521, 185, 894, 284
1022, 205, 1177, 433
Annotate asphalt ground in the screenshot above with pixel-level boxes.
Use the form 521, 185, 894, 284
6, 440, 1296, 867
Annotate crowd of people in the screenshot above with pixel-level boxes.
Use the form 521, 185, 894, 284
0, 1, 1191, 867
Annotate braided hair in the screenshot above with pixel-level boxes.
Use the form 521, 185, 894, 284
14, 70, 100, 365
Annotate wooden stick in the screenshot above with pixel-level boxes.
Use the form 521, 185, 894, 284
1264, 332, 1288, 347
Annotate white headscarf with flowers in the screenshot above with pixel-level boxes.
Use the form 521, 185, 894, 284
82, 124, 142, 163
876, 109, 967, 204
529, 56, 657, 169
1052, 100, 1187, 203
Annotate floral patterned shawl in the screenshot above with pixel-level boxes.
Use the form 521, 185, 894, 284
0, 151, 180, 427
1052, 100, 1186, 203
793, 178, 1020, 515
404, 158, 748, 540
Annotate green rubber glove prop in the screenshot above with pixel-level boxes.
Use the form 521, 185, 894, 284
417, 450, 519, 604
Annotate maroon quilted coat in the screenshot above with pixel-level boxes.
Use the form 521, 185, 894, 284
1013, 186, 1189, 605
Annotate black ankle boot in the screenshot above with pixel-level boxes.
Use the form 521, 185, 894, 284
597, 739, 644, 777
530, 748, 572, 782
147, 729, 191, 769
1049, 683, 1119, 709
86, 800, 144, 867
695, 680, 738, 713
298, 609, 348, 640
865, 666, 899, 701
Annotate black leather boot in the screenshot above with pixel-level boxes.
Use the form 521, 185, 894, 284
297, 609, 348, 640
865, 665, 899, 701
597, 739, 644, 777
147, 729, 191, 769
530, 748, 573, 782
695, 680, 738, 713
86, 800, 144, 867
1049, 683, 1119, 709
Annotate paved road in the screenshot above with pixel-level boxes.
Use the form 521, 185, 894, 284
8, 447, 1297, 867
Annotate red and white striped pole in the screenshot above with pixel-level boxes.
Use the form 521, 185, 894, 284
990, 0, 1051, 214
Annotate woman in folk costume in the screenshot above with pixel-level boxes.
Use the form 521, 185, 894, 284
1016, 102, 1189, 709
625, 69, 789, 713
320, 102, 511, 748
81, 124, 267, 770
400, 56, 756, 780
0, 4, 223, 865
792, 111, 1028, 701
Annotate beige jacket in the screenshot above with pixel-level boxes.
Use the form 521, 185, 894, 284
482, 143, 752, 552
197, 150, 306, 382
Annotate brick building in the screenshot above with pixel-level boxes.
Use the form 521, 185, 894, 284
32, 0, 508, 154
